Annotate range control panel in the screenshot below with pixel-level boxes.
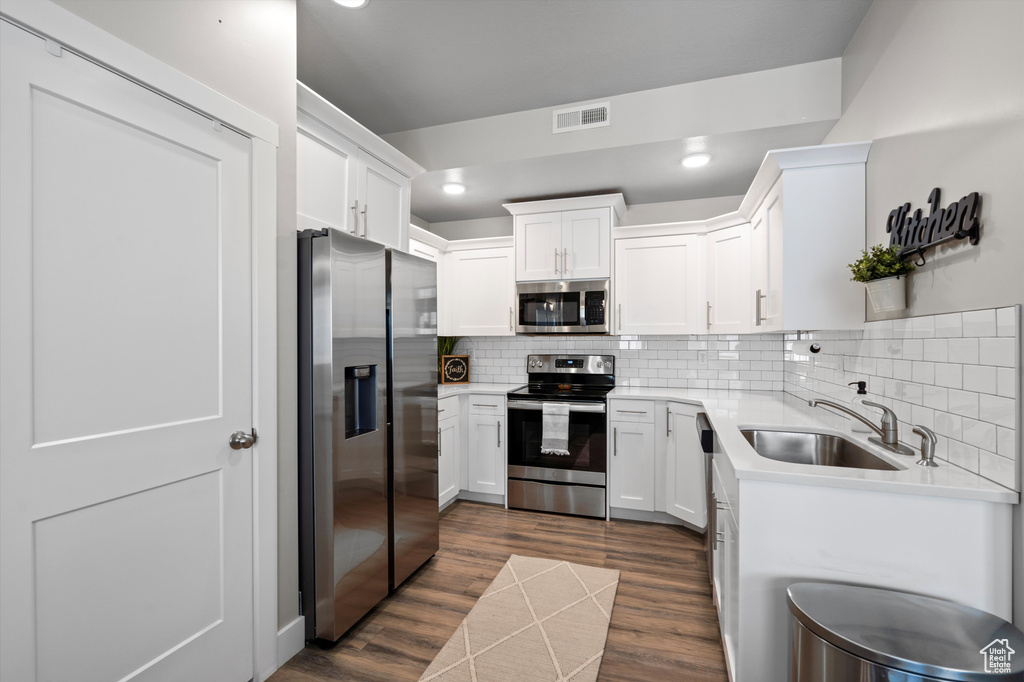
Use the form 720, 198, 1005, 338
526, 354, 614, 374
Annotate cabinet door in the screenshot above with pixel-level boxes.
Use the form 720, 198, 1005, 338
615, 234, 702, 335
722, 505, 739, 675
561, 208, 610, 280
450, 247, 514, 336
750, 204, 768, 329
609, 421, 655, 511
467, 413, 504, 496
438, 415, 459, 506
706, 224, 752, 334
297, 113, 358, 234
515, 212, 561, 281
355, 149, 409, 250
665, 404, 706, 528
408, 238, 439, 262
765, 182, 784, 332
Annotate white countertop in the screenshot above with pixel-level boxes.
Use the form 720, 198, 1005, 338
608, 387, 1018, 504
431, 383, 1016, 503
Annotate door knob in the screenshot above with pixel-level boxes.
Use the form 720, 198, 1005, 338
229, 430, 257, 450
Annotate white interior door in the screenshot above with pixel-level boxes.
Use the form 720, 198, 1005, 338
0, 21, 254, 682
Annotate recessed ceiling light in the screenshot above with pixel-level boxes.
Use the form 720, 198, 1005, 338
442, 183, 466, 195
681, 153, 711, 168
332, 0, 369, 8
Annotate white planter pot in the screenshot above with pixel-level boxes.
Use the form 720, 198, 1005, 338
864, 275, 907, 312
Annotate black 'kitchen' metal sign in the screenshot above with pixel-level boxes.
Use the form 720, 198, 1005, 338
886, 188, 982, 265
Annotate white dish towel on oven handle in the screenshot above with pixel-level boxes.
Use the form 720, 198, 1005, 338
540, 402, 571, 456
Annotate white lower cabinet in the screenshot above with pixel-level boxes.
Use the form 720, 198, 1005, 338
437, 396, 460, 508
609, 420, 655, 511
665, 403, 706, 528
712, 460, 739, 679
466, 395, 506, 496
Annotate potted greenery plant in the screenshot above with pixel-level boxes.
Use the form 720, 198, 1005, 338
437, 335, 463, 381
848, 244, 915, 312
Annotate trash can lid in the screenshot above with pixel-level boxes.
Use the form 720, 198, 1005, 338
787, 583, 1024, 681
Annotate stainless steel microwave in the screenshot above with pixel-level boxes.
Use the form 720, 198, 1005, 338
515, 279, 609, 334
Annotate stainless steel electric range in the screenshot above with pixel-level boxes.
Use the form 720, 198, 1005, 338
506, 354, 614, 519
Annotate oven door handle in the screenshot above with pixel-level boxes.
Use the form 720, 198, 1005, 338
506, 400, 606, 414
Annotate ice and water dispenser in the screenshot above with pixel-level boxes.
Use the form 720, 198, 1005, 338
344, 365, 377, 438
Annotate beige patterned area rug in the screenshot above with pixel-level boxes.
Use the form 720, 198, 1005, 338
419, 555, 620, 682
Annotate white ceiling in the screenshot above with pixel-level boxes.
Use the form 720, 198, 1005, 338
297, 0, 873, 226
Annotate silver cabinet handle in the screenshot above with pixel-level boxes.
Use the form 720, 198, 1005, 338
706, 301, 712, 331
438, 409, 445, 414
615, 409, 647, 414
715, 531, 725, 547
755, 288, 767, 326
360, 204, 368, 237
554, 248, 560, 274
472, 403, 498, 407
563, 248, 568, 275
229, 429, 257, 450
509, 306, 513, 332
666, 407, 672, 437
350, 200, 359, 235
497, 420, 502, 448
613, 427, 617, 456
618, 303, 622, 331
438, 427, 441, 452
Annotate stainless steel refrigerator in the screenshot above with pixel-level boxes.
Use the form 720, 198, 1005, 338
297, 228, 438, 643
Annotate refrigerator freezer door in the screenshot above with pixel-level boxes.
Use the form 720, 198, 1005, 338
387, 249, 439, 589
299, 229, 389, 643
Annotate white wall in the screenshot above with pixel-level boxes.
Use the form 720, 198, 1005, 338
51, 0, 302, 633
823, 0, 1024, 321
822, 0, 1024, 628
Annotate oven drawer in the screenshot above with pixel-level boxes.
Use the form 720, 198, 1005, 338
609, 399, 655, 423
468, 394, 505, 415
507, 479, 605, 519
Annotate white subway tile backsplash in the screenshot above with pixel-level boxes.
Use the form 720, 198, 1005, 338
963, 365, 997, 394
963, 309, 997, 337
948, 338, 980, 364
979, 337, 1016, 368
783, 305, 1018, 491
979, 451, 1015, 489
934, 312, 963, 338
996, 307, 1016, 337
979, 393, 1016, 428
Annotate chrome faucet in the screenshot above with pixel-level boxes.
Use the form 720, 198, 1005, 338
807, 399, 915, 456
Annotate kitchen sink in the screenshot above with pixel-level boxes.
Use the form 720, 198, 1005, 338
740, 429, 899, 471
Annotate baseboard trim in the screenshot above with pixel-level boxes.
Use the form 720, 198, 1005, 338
458, 490, 504, 505
610, 507, 704, 532
277, 616, 305, 668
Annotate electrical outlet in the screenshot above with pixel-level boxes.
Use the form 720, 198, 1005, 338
697, 351, 707, 367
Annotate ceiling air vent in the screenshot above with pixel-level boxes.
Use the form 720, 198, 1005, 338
552, 102, 610, 134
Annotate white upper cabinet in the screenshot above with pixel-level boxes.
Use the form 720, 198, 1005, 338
614, 234, 704, 335
297, 82, 424, 251
506, 195, 624, 282
743, 143, 870, 331
296, 113, 358, 235
706, 224, 752, 334
515, 211, 563, 281
449, 244, 515, 336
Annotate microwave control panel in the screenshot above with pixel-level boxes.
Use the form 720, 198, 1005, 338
584, 291, 605, 326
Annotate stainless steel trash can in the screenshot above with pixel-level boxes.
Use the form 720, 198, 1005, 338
787, 582, 1024, 682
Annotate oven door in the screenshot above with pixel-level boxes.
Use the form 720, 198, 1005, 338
506, 401, 607, 485
515, 280, 608, 334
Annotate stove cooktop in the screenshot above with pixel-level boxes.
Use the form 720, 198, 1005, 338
506, 384, 613, 402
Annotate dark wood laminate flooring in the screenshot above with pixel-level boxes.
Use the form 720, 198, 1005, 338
269, 502, 728, 682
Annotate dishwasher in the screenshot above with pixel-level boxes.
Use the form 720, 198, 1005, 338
696, 412, 715, 587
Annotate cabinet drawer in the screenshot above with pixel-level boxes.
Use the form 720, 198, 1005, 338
438, 396, 459, 419
609, 400, 655, 423
468, 395, 505, 415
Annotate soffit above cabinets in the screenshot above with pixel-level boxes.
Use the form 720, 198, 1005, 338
297, 0, 872, 227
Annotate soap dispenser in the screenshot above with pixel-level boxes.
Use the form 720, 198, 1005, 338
848, 381, 872, 433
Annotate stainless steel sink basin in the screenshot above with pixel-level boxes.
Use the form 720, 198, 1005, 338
740, 429, 899, 471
